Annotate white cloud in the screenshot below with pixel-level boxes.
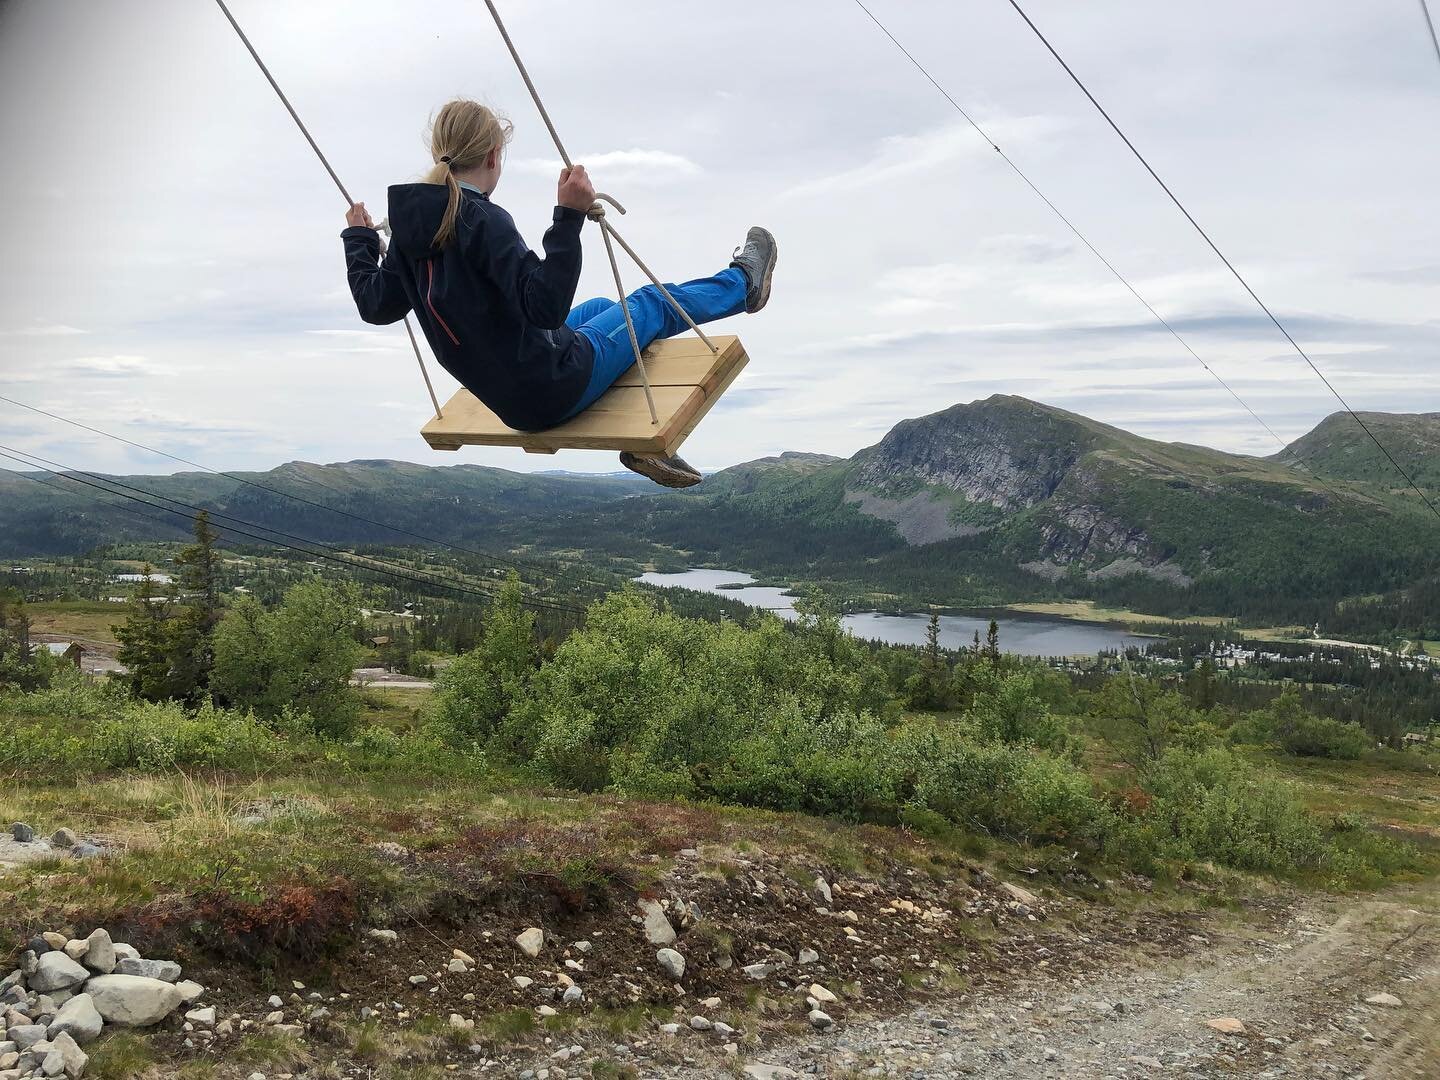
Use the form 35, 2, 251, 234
6, 323, 87, 337
65, 355, 170, 378
511, 149, 702, 186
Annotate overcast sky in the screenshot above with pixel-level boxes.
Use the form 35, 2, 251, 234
1, 0, 1437, 477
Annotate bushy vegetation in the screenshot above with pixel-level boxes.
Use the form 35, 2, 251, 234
1229, 690, 1369, 760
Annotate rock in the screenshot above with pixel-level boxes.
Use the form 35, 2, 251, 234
689, 1015, 712, 1031
447, 959, 468, 974
85, 975, 186, 1026
659, 1023, 681, 1036
264, 1010, 285, 1024
656, 949, 686, 980
713, 1021, 736, 1037
8, 1026, 45, 1050
266, 995, 283, 1009
82, 929, 115, 974
512, 976, 534, 990
808, 983, 837, 1004
29, 955, 89, 994
407, 975, 428, 987
21, 951, 39, 977
48, 1032, 85, 1079
453, 948, 475, 964
69, 842, 101, 859
41, 934, 67, 951
808, 1009, 834, 1030
1365, 992, 1404, 1007
47, 995, 102, 1044
1000, 882, 1040, 908
27, 935, 51, 956
10, 823, 33, 843
49, 829, 75, 849
185, 1007, 216, 1027
637, 900, 676, 946
61, 941, 88, 962
813, 877, 833, 905
561, 985, 583, 1005
744, 1066, 802, 1080
537, 1005, 558, 1017
742, 963, 773, 980
798, 948, 820, 965
113, 957, 181, 983
515, 928, 545, 958
248, 1073, 267, 1080
111, 944, 139, 963
1205, 1017, 1247, 1035
175, 980, 204, 1005
448, 1013, 473, 1031
366, 929, 398, 946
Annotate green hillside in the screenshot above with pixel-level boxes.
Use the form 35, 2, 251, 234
1273, 410, 1440, 491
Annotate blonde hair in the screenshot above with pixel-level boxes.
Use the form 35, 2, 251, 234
423, 99, 514, 249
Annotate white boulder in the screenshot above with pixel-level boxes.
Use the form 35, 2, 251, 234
84, 975, 185, 1027
47, 994, 102, 1044
29, 954, 89, 994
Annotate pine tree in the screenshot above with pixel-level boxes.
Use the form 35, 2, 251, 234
985, 619, 1001, 666
169, 511, 223, 704
114, 566, 174, 700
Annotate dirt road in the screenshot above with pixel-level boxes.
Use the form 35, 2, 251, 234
707, 880, 1440, 1079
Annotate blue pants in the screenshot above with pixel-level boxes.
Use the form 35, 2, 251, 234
562, 266, 747, 419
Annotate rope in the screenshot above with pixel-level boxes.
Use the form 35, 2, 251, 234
213, 0, 443, 419
481, 0, 723, 431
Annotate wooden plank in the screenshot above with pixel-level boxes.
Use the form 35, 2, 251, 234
420, 335, 747, 455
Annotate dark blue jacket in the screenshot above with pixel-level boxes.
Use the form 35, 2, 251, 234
341, 184, 593, 431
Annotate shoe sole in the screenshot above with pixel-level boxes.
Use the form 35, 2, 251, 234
746, 227, 777, 313
619, 452, 703, 489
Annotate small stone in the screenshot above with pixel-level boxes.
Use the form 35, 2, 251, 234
807, 1009, 834, 1030
515, 928, 545, 958
742, 963, 773, 980
812, 876, 833, 905
561, 985, 583, 1005
366, 929, 398, 946
929, 1018, 949, 1030
61, 941, 88, 962
713, 1021, 736, 1037
537, 1005, 558, 1017
407, 976, 428, 987
111, 944, 139, 962
743, 1066, 801, 1080
9, 1026, 45, 1050
113, 958, 181, 983
267, 996, 283, 1009
660, 1023, 680, 1035
49, 829, 75, 849
689, 1015, 712, 1031
82, 929, 115, 974
808, 983, 837, 1004
47, 994, 102, 1044
184, 1007, 216, 1027
249, 1073, 268, 1080
452, 949, 475, 965
656, 949, 686, 980
10, 823, 33, 843
41, 934, 67, 951
29, 955, 89, 994
637, 900, 676, 946
264, 1010, 285, 1024
1206, 1017, 1247, 1035
175, 980, 204, 1005
1000, 882, 1040, 907
1365, 992, 1403, 1007
571, 941, 591, 953
513, 976, 534, 990
448, 1013, 474, 1031
798, 948, 820, 965
447, 959, 468, 974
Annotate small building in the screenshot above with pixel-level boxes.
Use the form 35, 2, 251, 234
1403, 732, 1431, 746
42, 642, 86, 668
370, 636, 392, 648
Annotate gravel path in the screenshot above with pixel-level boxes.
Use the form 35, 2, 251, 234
669, 880, 1440, 1080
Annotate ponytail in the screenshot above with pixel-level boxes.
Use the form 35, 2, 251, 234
424, 100, 513, 249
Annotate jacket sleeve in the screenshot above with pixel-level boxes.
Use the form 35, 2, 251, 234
341, 226, 412, 325
470, 205, 586, 330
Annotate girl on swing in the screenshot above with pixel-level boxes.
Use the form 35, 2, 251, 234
342, 99, 777, 489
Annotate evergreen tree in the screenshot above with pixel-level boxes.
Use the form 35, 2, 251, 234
985, 619, 1001, 666
114, 566, 174, 700
169, 511, 223, 704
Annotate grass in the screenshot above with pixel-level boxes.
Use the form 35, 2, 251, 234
1003, 600, 1232, 629
24, 599, 124, 645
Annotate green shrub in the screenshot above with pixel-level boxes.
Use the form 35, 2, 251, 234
93, 700, 282, 770
1229, 690, 1369, 759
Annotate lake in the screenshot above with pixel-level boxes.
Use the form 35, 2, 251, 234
636, 569, 1155, 657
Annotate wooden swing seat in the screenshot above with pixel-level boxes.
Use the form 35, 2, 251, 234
421, 335, 747, 456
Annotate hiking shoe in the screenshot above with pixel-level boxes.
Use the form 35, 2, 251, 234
730, 226, 777, 313
619, 451, 703, 489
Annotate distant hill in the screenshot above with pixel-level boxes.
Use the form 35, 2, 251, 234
4, 398, 1436, 623
1272, 411, 1440, 490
